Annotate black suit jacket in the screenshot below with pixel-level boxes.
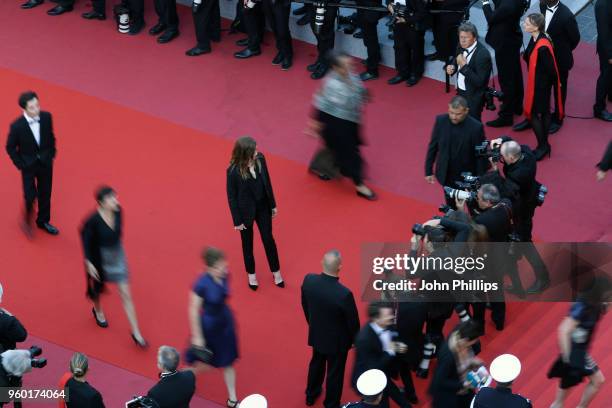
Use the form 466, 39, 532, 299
500, 137, 539, 207
483, 0, 524, 49
147, 371, 196, 408
5, 111, 56, 170
425, 114, 487, 185
226, 153, 276, 226
451, 42, 492, 105
473, 199, 513, 243
434, 0, 470, 25
428, 341, 473, 407
352, 324, 396, 385
540, 2, 580, 71
301, 273, 360, 355
597, 141, 612, 171
595, 0, 612, 58
0, 312, 27, 352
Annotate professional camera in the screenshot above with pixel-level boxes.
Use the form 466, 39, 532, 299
454, 172, 481, 191
313, 1, 329, 35
484, 87, 504, 111
475, 141, 502, 163
444, 186, 476, 201
412, 223, 426, 236
126, 396, 159, 408
536, 184, 548, 207
391, 2, 408, 19
27, 346, 46, 369
338, 14, 358, 34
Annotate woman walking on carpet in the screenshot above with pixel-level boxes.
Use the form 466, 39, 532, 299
79, 186, 148, 348
187, 247, 240, 408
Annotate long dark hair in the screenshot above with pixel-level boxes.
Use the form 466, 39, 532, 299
230, 136, 258, 179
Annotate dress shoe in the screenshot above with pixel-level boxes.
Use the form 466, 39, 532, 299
47, 5, 72, 15
234, 48, 261, 59
21, 0, 43, 9
494, 320, 505, 331
548, 121, 561, 134
131, 333, 149, 349
305, 393, 321, 406
36, 222, 59, 235
272, 52, 283, 65
512, 119, 531, 132
297, 14, 309, 26
235, 38, 248, 47
406, 75, 421, 87
307, 62, 320, 72
82, 10, 106, 20
281, 58, 292, 71
293, 4, 307, 15
92, 308, 108, 328
534, 145, 551, 161
486, 116, 513, 128
387, 75, 405, 85
149, 22, 166, 35
359, 71, 378, 81
157, 30, 179, 44
185, 46, 211, 56
594, 109, 612, 122
129, 21, 145, 35
526, 279, 550, 294
310, 65, 328, 80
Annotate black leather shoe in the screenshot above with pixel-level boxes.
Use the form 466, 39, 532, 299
185, 46, 211, 56
235, 38, 248, 47
512, 119, 531, 132
129, 21, 145, 35
311, 65, 328, 80
234, 48, 261, 59
486, 116, 513, 128
36, 222, 59, 235
494, 320, 505, 331
281, 58, 292, 71
272, 52, 283, 65
293, 5, 307, 15
149, 22, 166, 35
297, 14, 309, 26
157, 30, 179, 43
92, 308, 108, 328
82, 10, 106, 19
21, 0, 43, 9
47, 5, 72, 15
359, 71, 378, 81
406, 75, 421, 87
594, 109, 612, 122
305, 393, 321, 406
534, 145, 551, 161
526, 279, 550, 294
548, 121, 561, 134
388, 75, 405, 85
307, 62, 320, 72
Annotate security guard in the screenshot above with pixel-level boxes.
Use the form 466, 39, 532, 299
343, 369, 387, 408
240, 394, 267, 408
471, 354, 532, 408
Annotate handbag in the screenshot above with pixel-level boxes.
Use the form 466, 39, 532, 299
189, 346, 214, 364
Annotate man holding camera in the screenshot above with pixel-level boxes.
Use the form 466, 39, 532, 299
482, 0, 526, 128
146, 346, 195, 408
386, 0, 427, 86
490, 137, 550, 294
425, 96, 488, 208
0, 284, 28, 354
445, 22, 492, 121
308, 2, 339, 79
356, 0, 385, 81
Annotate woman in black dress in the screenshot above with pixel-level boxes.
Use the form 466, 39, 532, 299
79, 186, 147, 348
59, 352, 105, 408
226, 137, 284, 291
522, 13, 564, 161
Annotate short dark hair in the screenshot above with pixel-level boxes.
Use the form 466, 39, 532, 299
455, 320, 482, 341
479, 184, 501, 204
18, 91, 38, 109
449, 96, 469, 110
202, 247, 225, 268
95, 186, 115, 203
367, 301, 392, 320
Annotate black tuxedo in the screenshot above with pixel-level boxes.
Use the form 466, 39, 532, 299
357, 0, 385, 74
425, 114, 487, 206
302, 273, 360, 408
147, 371, 196, 408
0, 311, 27, 352
390, 0, 427, 79
428, 341, 474, 408
483, 0, 525, 119
449, 42, 492, 121
6, 111, 56, 225
595, 0, 612, 113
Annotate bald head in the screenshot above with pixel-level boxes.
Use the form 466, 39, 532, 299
501, 141, 521, 164
322, 250, 342, 275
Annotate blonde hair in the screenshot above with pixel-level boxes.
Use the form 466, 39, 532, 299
70, 352, 89, 378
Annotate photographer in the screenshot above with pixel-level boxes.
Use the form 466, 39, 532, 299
356, 0, 385, 81
490, 137, 550, 294
147, 346, 195, 408
0, 347, 47, 407
386, 0, 427, 86
308, 1, 339, 80
445, 22, 492, 121
0, 284, 28, 353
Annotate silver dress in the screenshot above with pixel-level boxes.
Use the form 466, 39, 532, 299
100, 244, 129, 283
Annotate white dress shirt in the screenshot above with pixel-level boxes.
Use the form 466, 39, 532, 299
370, 322, 395, 356
24, 112, 41, 146
545, 2, 559, 32
457, 41, 478, 91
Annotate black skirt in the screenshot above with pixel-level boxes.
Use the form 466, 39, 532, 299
318, 110, 364, 185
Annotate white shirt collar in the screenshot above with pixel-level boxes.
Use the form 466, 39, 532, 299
370, 322, 386, 335
23, 112, 40, 124
465, 41, 478, 53
546, 2, 559, 12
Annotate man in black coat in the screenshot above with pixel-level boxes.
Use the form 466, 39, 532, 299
5, 91, 59, 237
427, 0, 470, 62
0, 284, 28, 353
594, 0, 612, 121
445, 22, 492, 121
356, 0, 385, 81
483, 0, 526, 128
425, 96, 488, 207
147, 346, 196, 408
301, 250, 360, 408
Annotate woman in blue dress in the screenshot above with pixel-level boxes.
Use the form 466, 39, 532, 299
187, 247, 240, 407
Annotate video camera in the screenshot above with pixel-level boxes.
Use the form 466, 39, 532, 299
484, 87, 504, 111
126, 396, 159, 408
475, 141, 501, 163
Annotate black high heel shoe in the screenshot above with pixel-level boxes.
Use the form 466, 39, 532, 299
131, 334, 149, 349
227, 399, 239, 408
534, 145, 551, 161
92, 308, 108, 328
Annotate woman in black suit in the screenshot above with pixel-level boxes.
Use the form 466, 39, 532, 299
226, 137, 284, 291
60, 352, 105, 408
522, 13, 564, 161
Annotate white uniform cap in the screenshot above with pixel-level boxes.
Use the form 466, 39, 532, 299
0, 283, 3, 303
490, 354, 521, 383
239, 394, 267, 408
356, 369, 387, 396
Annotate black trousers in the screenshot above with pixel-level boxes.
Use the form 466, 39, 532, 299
398, 361, 417, 398
494, 43, 524, 119
306, 349, 348, 408
242, 3, 266, 51
192, 0, 220, 49
530, 111, 552, 151
552, 67, 568, 124
58, 0, 75, 6
239, 201, 280, 275
311, 6, 338, 63
154, 0, 179, 30
380, 379, 411, 408
358, 13, 381, 73
262, 0, 293, 58
91, 0, 143, 21
515, 206, 549, 283
432, 16, 460, 60
458, 89, 484, 122
471, 300, 505, 330
21, 163, 53, 225
393, 24, 425, 79
595, 52, 611, 113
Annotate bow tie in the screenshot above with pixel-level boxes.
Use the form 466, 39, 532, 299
28, 118, 40, 124
547, 7, 556, 12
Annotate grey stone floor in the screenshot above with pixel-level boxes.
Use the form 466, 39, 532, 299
577, 2, 597, 44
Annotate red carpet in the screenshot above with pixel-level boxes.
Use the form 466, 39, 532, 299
0, 2, 610, 407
